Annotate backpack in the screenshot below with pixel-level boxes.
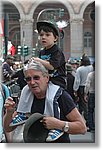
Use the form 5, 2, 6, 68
1, 84, 10, 107
1, 84, 6, 105
53, 87, 64, 118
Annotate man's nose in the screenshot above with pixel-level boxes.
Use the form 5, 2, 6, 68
30, 78, 36, 84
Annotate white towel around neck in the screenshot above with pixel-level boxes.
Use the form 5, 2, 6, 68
17, 82, 60, 116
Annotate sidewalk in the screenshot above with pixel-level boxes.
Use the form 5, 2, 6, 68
70, 131, 95, 143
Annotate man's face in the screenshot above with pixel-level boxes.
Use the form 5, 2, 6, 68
7, 58, 14, 66
24, 69, 49, 97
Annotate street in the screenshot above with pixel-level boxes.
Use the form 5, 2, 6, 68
70, 131, 95, 143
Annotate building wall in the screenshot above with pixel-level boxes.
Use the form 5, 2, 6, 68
1, 0, 95, 61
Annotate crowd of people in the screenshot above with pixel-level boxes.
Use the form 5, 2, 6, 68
0, 21, 95, 143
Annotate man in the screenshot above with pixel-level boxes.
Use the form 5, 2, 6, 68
4, 61, 86, 143
84, 62, 95, 132
11, 60, 28, 90
2, 55, 14, 83
73, 55, 93, 127
66, 63, 75, 102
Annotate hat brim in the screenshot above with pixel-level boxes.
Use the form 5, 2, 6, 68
6, 55, 14, 60
23, 113, 48, 143
37, 21, 59, 36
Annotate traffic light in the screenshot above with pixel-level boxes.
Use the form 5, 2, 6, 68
22, 45, 28, 56
59, 9, 64, 17
32, 48, 36, 56
17, 46, 22, 55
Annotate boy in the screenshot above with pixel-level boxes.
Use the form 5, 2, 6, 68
33, 21, 66, 89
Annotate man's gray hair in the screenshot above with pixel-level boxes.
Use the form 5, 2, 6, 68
23, 60, 48, 76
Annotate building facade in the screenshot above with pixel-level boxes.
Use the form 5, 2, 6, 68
1, 0, 95, 61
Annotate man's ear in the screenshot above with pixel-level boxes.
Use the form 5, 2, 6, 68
46, 75, 50, 83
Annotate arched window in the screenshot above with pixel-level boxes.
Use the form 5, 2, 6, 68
90, 9, 95, 22
84, 32, 92, 48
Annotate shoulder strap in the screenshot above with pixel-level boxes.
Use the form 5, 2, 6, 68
1, 84, 6, 104
53, 87, 64, 118
54, 87, 64, 102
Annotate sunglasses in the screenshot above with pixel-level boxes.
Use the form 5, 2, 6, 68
25, 75, 40, 82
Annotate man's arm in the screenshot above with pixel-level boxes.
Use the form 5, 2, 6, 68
42, 107, 87, 134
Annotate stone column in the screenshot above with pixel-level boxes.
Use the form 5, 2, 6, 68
70, 17, 84, 58
19, 17, 34, 60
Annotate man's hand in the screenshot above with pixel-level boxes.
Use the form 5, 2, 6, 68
4, 97, 16, 112
42, 116, 64, 130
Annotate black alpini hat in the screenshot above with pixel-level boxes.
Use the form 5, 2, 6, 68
37, 21, 59, 37
23, 113, 49, 143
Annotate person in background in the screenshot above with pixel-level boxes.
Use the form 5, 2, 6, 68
3, 61, 86, 143
66, 63, 76, 103
73, 55, 93, 128
68, 60, 79, 77
84, 62, 95, 132
0, 83, 12, 142
2, 55, 14, 83
11, 60, 28, 90
12, 63, 18, 73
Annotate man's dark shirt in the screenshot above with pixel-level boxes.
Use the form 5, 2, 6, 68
31, 90, 76, 143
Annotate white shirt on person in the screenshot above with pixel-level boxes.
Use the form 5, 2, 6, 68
84, 71, 95, 94
73, 65, 93, 91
